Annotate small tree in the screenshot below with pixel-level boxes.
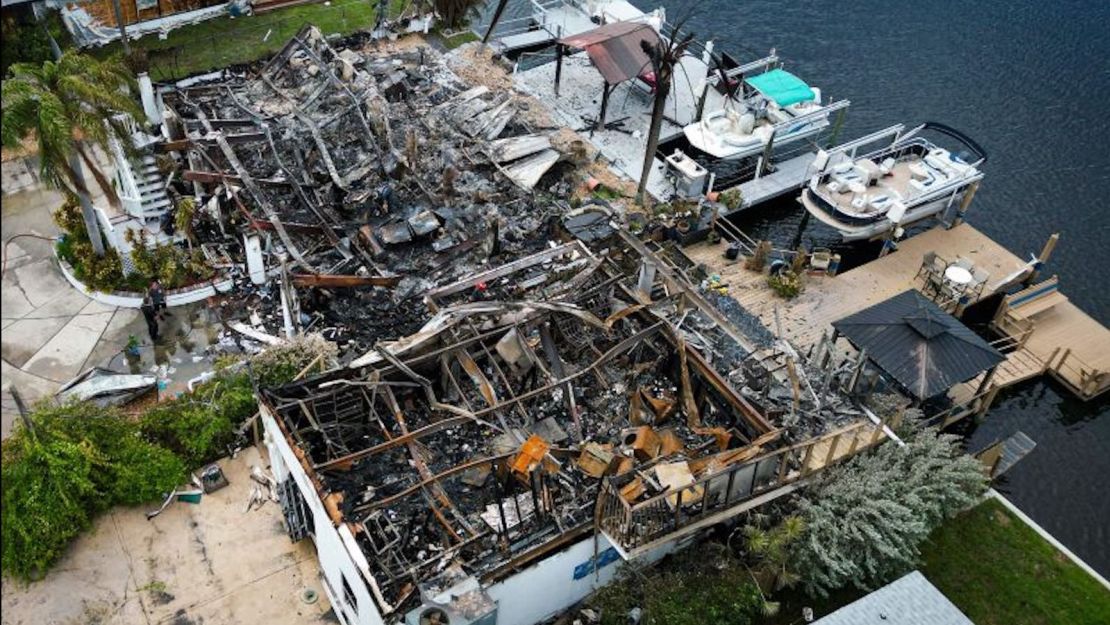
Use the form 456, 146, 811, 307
432, 0, 485, 29
792, 418, 988, 596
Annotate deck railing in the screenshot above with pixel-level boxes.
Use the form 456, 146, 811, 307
1052, 349, 1110, 399
597, 420, 886, 553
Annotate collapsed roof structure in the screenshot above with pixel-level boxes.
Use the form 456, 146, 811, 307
258, 233, 892, 624
157, 27, 578, 357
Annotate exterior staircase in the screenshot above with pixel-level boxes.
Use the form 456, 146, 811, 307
136, 154, 173, 222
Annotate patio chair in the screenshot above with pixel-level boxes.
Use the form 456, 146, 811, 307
915, 251, 936, 280
970, 267, 990, 298
952, 256, 974, 271
810, 248, 833, 272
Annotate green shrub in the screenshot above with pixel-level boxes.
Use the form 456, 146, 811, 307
250, 334, 338, 388
30, 402, 185, 505
127, 233, 214, 289
588, 548, 765, 625
139, 372, 254, 468
53, 197, 129, 293
1, 401, 185, 580
768, 270, 803, 299
792, 422, 988, 597
1, 435, 99, 580
745, 240, 772, 271
719, 188, 743, 210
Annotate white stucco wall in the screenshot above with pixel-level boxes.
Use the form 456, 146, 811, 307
262, 406, 387, 625
484, 530, 684, 625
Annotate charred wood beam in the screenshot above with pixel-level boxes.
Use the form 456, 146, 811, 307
539, 322, 581, 440
262, 127, 357, 267
686, 343, 775, 435
204, 118, 260, 128
248, 216, 333, 236
158, 139, 193, 152
211, 129, 311, 269
290, 34, 378, 153
355, 453, 516, 514
440, 355, 475, 412
383, 386, 475, 540
314, 414, 477, 471
182, 169, 313, 188
463, 322, 665, 422
291, 273, 401, 288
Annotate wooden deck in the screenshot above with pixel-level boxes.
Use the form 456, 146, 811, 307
686, 222, 1110, 402
684, 223, 1028, 351
991, 346, 1048, 389
1018, 302, 1110, 399
990, 278, 1110, 400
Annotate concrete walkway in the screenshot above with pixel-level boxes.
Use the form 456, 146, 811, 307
1, 180, 221, 438
0, 447, 334, 625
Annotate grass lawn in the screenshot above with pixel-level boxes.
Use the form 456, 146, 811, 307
919, 497, 1110, 625
93, 0, 408, 80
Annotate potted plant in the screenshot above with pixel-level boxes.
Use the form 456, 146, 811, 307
126, 334, 141, 357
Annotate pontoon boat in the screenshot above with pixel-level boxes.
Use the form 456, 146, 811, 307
802, 123, 986, 241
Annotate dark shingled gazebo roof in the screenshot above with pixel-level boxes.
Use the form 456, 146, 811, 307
832, 290, 1004, 400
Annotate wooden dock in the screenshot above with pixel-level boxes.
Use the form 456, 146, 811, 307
685, 223, 1027, 350
727, 153, 817, 210
683, 222, 1110, 403
992, 279, 1110, 399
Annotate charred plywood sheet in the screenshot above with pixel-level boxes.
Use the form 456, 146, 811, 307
503, 149, 560, 190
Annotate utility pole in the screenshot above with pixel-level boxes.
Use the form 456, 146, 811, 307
110, 0, 132, 55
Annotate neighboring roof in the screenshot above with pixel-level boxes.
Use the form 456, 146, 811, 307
832, 290, 1004, 400
814, 571, 975, 625
745, 68, 816, 106
559, 21, 661, 85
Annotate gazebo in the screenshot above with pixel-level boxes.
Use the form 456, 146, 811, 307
555, 21, 662, 128
831, 290, 1005, 401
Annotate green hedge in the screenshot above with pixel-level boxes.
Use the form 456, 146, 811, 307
1, 403, 185, 580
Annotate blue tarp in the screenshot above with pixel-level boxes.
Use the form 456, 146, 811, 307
745, 69, 816, 106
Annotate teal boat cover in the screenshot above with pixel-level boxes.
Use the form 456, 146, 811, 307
745, 69, 815, 106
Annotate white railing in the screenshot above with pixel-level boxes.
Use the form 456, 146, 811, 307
106, 131, 144, 219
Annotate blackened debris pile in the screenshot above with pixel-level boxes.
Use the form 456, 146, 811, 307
159, 26, 571, 359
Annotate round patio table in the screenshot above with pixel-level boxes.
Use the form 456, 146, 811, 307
944, 265, 973, 287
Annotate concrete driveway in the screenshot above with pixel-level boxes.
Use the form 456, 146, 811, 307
0, 446, 333, 625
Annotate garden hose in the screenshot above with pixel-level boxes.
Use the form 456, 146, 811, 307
1, 233, 62, 279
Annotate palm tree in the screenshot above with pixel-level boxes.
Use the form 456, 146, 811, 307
636, 24, 694, 205
2, 52, 145, 256
481, 0, 510, 44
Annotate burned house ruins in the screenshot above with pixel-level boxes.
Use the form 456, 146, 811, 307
140, 26, 897, 625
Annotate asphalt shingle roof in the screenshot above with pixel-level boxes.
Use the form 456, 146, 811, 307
813, 571, 976, 625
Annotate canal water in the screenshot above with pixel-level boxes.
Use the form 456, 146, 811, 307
484, 0, 1110, 575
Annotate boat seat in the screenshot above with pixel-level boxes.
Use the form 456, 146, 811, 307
869, 194, 893, 211
909, 176, 936, 194
826, 180, 845, 194
880, 157, 897, 175
909, 162, 931, 180
1011, 291, 1068, 318
924, 153, 951, 172
851, 196, 867, 210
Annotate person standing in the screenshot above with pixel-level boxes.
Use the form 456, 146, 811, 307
149, 280, 168, 320
141, 296, 159, 342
